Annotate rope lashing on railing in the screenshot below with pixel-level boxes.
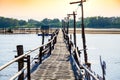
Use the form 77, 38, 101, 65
71, 48, 99, 80
62, 28, 101, 80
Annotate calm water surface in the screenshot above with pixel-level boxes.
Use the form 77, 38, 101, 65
0, 34, 50, 80
76, 34, 120, 80
0, 34, 120, 80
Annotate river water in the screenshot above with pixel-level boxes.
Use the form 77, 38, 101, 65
0, 34, 50, 80
76, 34, 120, 80
0, 34, 120, 80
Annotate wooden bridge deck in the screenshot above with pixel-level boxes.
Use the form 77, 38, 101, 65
31, 29, 75, 80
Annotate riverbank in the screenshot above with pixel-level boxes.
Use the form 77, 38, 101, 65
69, 28, 120, 34
0, 28, 56, 34
0, 28, 120, 34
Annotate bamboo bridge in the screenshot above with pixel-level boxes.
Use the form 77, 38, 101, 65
0, 0, 106, 79
0, 29, 103, 80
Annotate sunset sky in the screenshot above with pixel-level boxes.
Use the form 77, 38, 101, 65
0, 0, 120, 21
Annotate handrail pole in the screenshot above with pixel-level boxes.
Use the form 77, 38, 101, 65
16, 45, 24, 80
71, 47, 99, 80
9, 65, 27, 80
0, 54, 25, 71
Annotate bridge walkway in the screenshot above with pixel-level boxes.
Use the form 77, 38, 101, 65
31, 29, 75, 80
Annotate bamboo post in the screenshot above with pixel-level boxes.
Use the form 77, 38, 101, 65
67, 35, 69, 47
74, 50, 79, 65
54, 36, 57, 44
69, 34, 72, 54
27, 55, 31, 80
49, 39, 52, 55
68, 12, 77, 47
42, 32, 44, 45
53, 38, 55, 49
80, 0, 88, 64
51, 33, 53, 40
36, 27, 38, 34
86, 63, 91, 80
39, 47, 43, 63
16, 45, 24, 80
67, 17, 69, 34
73, 11, 77, 47
69, 41, 71, 54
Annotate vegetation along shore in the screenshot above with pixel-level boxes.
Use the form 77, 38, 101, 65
0, 16, 120, 34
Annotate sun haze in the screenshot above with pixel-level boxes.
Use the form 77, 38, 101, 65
0, 0, 120, 20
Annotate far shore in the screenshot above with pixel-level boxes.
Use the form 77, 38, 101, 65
0, 28, 120, 34
68, 28, 120, 34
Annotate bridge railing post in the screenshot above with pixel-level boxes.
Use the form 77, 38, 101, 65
54, 35, 57, 44
49, 39, 52, 55
69, 34, 72, 54
66, 35, 69, 48
85, 63, 91, 80
16, 45, 24, 80
50, 42, 52, 55
69, 41, 71, 54
53, 35, 56, 49
74, 50, 79, 66
27, 55, 31, 80
39, 47, 43, 63
62, 29, 65, 39
51, 33, 53, 39
52, 39, 55, 49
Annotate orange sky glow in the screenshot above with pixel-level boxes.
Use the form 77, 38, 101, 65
0, 0, 120, 21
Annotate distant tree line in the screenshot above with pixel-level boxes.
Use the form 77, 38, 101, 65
84, 16, 120, 28
68, 16, 120, 28
0, 16, 120, 29
0, 17, 27, 29
27, 18, 61, 28
0, 16, 61, 29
